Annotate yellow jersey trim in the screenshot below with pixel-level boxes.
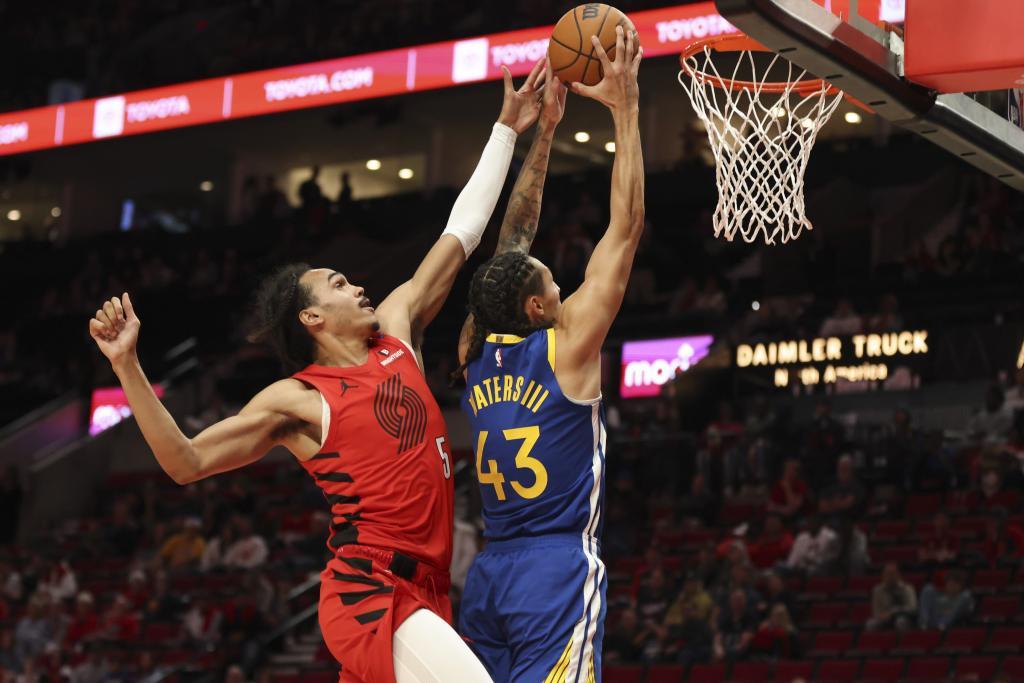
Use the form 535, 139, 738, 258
547, 328, 556, 372
486, 333, 525, 344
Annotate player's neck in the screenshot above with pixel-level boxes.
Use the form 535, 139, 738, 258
313, 334, 371, 368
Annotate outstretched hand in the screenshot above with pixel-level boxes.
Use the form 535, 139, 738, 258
538, 60, 568, 130
497, 58, 548, 134
570, 26, 642, 111
89, 293, 140, 368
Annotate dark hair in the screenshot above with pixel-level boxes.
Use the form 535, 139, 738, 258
450, 251, 545, 384
247, 263, 317, 372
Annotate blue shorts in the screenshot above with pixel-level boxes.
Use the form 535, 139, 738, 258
460, 533, 607, 683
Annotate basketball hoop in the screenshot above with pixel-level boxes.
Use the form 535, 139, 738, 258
678, 35, 846, 245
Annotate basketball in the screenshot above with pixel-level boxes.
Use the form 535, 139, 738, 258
548, 4, 637, 86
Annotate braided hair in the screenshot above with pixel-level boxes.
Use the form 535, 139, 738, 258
451, 251, 546, 384
247, 263, 317, 372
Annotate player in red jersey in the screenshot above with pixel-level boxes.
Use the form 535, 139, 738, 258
87, 60, 554, 683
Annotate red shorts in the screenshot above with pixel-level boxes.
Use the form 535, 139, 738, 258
318, 546, 452, 683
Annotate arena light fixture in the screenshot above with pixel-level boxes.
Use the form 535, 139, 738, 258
50, 207, 62, 218
199, 180, 214, 192
366, 159, 382, 171
398, 168, 414, 180
6, 209, 20, 221
752, 300, 761, 311
604, 141, 616, 153
844, 111, 863, 125
574, 131, 591, 143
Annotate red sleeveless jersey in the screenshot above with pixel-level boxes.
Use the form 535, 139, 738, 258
292, 334, 453, 572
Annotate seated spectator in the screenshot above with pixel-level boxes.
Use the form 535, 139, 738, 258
65, 592, 100, 650
184, 597, 223, 646
604, 608, 653, 663
969, 385, 1014, 445
0, 627, 19, 674
14, 592, 54, 663
201, 523, 237, 573
0, 557, 22, 602
636, 568, 674, 624
661, 597, 713, 665
223, 517, 269, 570
751, 604, 800, 659
969, 469, 1012, 512
122, 570, 149, 611
677, 473, 719, 528
785, 517, 839, 576
96, 595, 140, 642
819, 299, 862, 336
712, 589, 757, 662
159, 517, 206, 570
802, 399, 845, 486
818, 455, 866, 522
698, 402, 745, 495
918, 511, 960, 565
979, 509, 1024, 567
866, 563, 917, 631
830, 520, 871, 576
664, 574, 713, 625
103, 498, 141, 557
759, 572, 796, 620
864, 294, 904, 333
142, 570, 185, 623
767, 459, 812, 521
747, 514, 794, 570
918, 570, 974, 631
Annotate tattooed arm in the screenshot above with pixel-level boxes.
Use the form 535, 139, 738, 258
458, 64, 568, 356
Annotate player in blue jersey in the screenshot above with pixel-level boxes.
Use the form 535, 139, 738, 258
454, 28, 644, 683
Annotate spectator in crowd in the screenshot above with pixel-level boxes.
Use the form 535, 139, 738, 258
918, 511, 960, 565
664, 575, 713, 626
201, 523, 237, 573
45, 595, 70, 649
636, 568, 675, 624
970, 384, 1014, 445
0, 557, 23, 602
0, 466, 21, 545
677, 473, 719, 528
699, 402, 745, 495
819, 299, 862, 336
159, 517, 206, 570
748, 514, 794, 570
786, 517, 839, 576
818, 455, 866, 522
14, 592, 54, 664
881, 407, 925, 489
661, 590, 713, 665
65, 592, 100, 651
760, 571, 797, 621
865, 294, 903, 333
831, 519, 871, 576
258, 175, 290, 222
184, 597, 223, 646
802, 399, 845, 486
142, 570, 185, 623
751, 604, 800, 659
918, 570, 974, 630
298, 166, 324, 210
979, 510, 1024, 567
122, 569, 149, 611
970, 469, 1011, 512
97, 595, 140, 643
0, 627, 19, 675
38, 559, 77, 603
767, 459, 812, 521
223, 517, 269, 570
103, 498, 141, 557
866, 563, 917, 631
712, 589, 757, 662
604, 608, 654, 664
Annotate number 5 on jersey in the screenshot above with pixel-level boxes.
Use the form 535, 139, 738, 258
475, 425, 548, 501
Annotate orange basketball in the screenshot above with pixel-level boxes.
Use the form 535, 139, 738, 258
548, 4, 637, 86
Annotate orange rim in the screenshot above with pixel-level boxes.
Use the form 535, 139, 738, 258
679, 34, 840, 97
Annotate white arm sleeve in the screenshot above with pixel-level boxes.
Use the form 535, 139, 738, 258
442, 122, 517, 258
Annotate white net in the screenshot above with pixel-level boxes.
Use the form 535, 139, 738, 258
678, 44, 844, 245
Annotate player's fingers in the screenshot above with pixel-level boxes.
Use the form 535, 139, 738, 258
102, 301, 118, 327
590, 35, 612, 70
122, 292, 136, 321
569, 81, 595, 99
111, 296, 125, 323
632, 45, 643, 74
89, 318, 107, 341
96, 309, 114, 334
524, 57, 545, 91
615, 25, 626, 64
501, 66, 513, 93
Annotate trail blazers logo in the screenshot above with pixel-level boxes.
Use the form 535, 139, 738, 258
372, 373, 427, 453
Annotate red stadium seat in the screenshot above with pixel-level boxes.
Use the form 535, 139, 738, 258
873, 520, 910, 541
806, 604, 850, 629
954, 657, 998, 681
142, 621, 180, 641
841, 602, 872, 626
687, 663, 726, 683
642, 665, 679, 683
853, 630, 898, 655
977, 595, 1021, 623
808, 631, 855, 656
938, 627, 986, 654
986, 627, 1024, 653
861, 658, 905, 683
840, 575, 877, 598
598, 667, 638, 683
805, 576, 845, 597
905, 494, 942, 517
773, 660, 814, 682
905, 657, 951, 682
952, 517, 987, 538
971, 569, 1012, 594
1002, 656, 1024, 680
893, 630, 943, 654
729, 661, 770, 682
817, 659, 860, 683
877, 545, 918, 564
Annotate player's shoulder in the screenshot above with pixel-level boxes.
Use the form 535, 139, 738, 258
250, 378, 321, 413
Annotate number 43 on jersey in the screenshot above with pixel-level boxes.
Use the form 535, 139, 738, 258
475, 425, 548, 501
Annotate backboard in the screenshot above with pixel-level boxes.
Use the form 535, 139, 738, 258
715, 0, 1024, 191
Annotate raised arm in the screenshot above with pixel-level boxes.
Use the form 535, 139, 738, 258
377, 59, 547, 350
558, 27, 645, 363
458, 64, 567, 359
89, 294, 321, 485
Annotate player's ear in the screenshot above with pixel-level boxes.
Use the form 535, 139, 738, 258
524, 295, 544, 323
298, 307, 322, 328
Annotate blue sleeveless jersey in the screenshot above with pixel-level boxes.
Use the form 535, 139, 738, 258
463, 328, 606, 542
